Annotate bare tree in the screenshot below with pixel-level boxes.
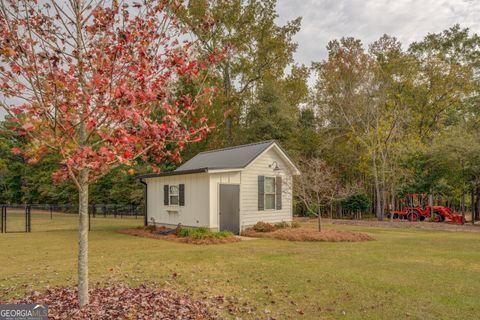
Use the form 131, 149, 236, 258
294, 158, 342, 231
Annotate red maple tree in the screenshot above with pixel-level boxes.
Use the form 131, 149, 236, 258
0, 0, 220, 305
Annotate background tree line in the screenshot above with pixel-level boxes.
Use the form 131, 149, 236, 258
1, 1, 479, 220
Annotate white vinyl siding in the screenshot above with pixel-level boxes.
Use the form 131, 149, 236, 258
146, 173, 209, 227
240, 147, 293, 229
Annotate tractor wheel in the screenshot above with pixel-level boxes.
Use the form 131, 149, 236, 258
408, 212, 419, 222
386, 213, 391, 219
419, 215, 426, 222
433, 214, 445, 222
393, 213, 399, 220
399, 214, 405, 220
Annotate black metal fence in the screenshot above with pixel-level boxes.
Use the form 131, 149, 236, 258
0, 204, 144, 233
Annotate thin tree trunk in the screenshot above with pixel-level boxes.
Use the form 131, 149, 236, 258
372, 152, 383, 220
318, 209, 322, 232
78, 170, 89, 306
461, 191, 465, 225
428, 192, 433, 220
223, 65, 233, 145
472, 188, 475, 225
390, 186, 395, 222
73, 0, 89, 306
475, 185, 480, 222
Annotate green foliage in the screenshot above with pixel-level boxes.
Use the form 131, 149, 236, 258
1, 18, 479, 216
178, 227, 233, 239
341, 194, 370, 212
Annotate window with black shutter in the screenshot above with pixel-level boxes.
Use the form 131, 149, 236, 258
258, 176, 264, 211
164, 184, 184, 206
264, 177, 276, 210
164, 185, 169, 205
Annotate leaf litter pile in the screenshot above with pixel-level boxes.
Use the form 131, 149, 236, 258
243, 227, 375, 242
13, 283, 218, 319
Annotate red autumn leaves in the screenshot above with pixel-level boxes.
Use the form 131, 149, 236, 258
0, 1, 222, 186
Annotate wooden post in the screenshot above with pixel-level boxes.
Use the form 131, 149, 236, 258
1, 206, 4, 233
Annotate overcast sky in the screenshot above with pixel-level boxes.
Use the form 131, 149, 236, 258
1, 0, 479, 120
276, 0, 480, 65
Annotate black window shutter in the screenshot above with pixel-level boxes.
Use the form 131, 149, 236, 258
258, 176, 265, 211
164, 185, 169, 205
276, 177, 282, 210
179, 184, 185, 206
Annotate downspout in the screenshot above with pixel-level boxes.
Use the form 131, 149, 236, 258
140, 179, 148, 226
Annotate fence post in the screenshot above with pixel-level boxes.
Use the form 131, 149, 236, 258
28, 206, 31, 232
25, 205, 31, 233
50, 205, 53, 220
1, 206, 4, 233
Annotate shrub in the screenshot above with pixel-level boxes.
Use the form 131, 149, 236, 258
252, 221, 276, 232
275, 221, 289, 229
341, 194, 370, 212
178, 227, 233, 240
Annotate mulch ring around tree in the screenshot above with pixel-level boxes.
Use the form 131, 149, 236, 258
242, 227, 375, 242
118, 227, 241, 245
12, 283, 218, 320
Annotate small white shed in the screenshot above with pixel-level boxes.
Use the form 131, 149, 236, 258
138, 140, 301, 234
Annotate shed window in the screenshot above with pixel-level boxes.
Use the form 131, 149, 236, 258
169, 185, 179, 205
264, 177, 276, 210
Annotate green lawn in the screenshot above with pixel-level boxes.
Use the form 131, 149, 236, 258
1, 214, 479, 319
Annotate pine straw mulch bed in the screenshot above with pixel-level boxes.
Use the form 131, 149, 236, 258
118, 228, 241, 245
11, 283, 218, 319
242, 227, 375, 242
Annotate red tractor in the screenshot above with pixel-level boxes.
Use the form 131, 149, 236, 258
388, 193, 464, 224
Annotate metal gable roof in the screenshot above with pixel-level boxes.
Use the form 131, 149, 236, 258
175, 140, 275, 172
137, 140, 299, 179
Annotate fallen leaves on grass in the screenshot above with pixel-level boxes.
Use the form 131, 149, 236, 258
13, 283, 218, 319
242, 227, 375, 242
119, 228, 240, 245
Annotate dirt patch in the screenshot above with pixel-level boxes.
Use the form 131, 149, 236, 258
242, 227, 375, 242
119, 228, 240, 245
327, 219, 480, 233
12, 283, 218, 319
